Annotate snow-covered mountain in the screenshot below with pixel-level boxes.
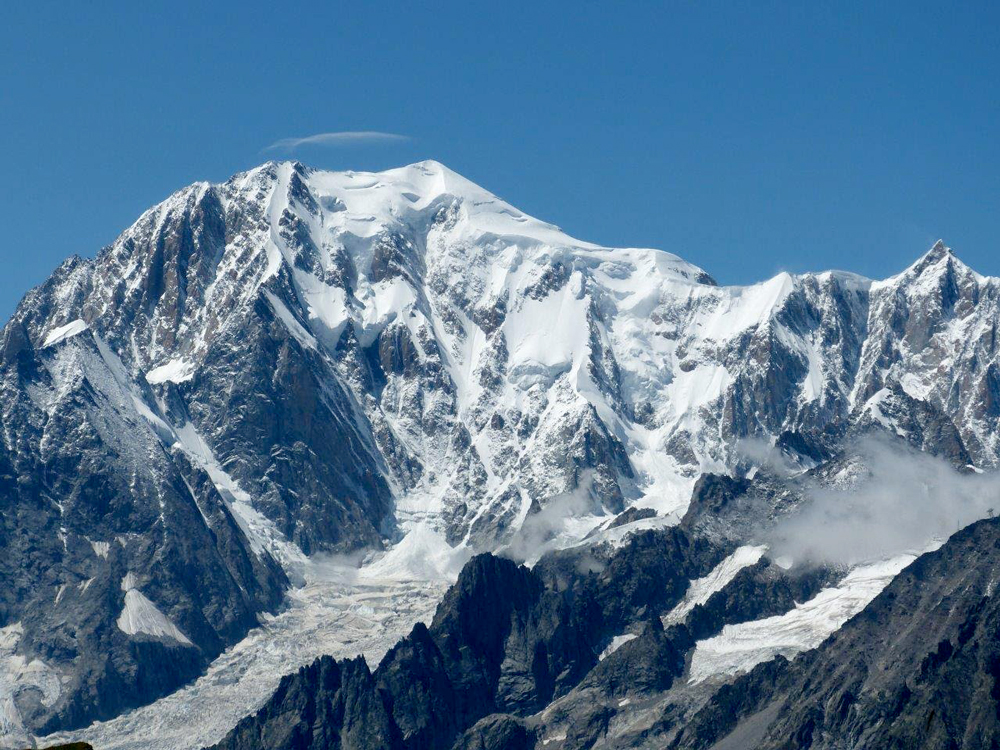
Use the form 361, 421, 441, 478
3, 160, 1000, 742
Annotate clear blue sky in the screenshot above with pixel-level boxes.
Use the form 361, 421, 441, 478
2, 2, 998, 318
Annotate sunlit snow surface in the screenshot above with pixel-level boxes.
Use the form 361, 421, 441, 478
41, 318, 88, 347
41, 562, 447, 750
599, 633, 638, 661
117, 589, 193, 646
144, 357, 195, 384
664, 544, 767, 626
687, 546, 941, 683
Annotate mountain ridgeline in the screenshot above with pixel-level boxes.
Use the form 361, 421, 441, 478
2, 160, 1000, 746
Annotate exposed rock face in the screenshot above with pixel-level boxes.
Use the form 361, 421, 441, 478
0, 291, 287, 735
212, 655, 395, 750
852, 244, 1000, 466
672, 515, 1000, 750
212, 515, 1000, 750
5, 159, 1000, 741
210, 532, 727, 750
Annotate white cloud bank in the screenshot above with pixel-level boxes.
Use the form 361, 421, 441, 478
763, 437, 1000, 567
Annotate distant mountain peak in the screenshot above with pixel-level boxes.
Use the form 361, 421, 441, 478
886, 239, 984, 289
929, 238, 951, 255
915, 239, 954, 268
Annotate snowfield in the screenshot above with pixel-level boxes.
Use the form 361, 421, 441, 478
664, 544, 767, 626
687, 545, 942, 683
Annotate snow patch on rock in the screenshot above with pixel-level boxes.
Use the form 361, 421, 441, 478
687, 549, 938, 682
145, 358, 196, 384
664, 544, 767, 626
42, 319, 88, 347
117, 588, 193, 646
599, 633, 638, 661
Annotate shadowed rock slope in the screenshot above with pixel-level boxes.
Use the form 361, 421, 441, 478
209, 530, 725, 750
672, 515, 1000, 750
209, 514, 1000, 749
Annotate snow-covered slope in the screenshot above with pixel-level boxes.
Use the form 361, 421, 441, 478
24, 162, 1000, 558
687, 551, 924, 683
4, 159, 1000, 740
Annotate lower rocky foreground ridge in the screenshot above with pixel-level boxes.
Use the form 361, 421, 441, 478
33, 443, 1000, 750
203, 514, 1000, 750
671, 515, 1000, 750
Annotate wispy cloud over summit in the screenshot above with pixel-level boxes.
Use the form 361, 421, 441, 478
265, 131, 410, 151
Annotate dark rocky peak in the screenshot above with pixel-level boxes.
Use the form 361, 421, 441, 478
210, 654, 393, 750
577, 615, 687, 699
683, 474, 751, 524
893, 239, 980, 298
923, 238, 953, 263
285, 163, 319, 215
430, 554, 544, 663
374, 622, 458, 748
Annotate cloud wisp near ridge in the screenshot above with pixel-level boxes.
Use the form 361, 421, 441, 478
265, 131, 410, 151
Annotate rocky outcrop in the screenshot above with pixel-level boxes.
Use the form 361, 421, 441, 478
210, 529, 729, 750
0, 307, 287, 736
672, 516, 1000, 749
